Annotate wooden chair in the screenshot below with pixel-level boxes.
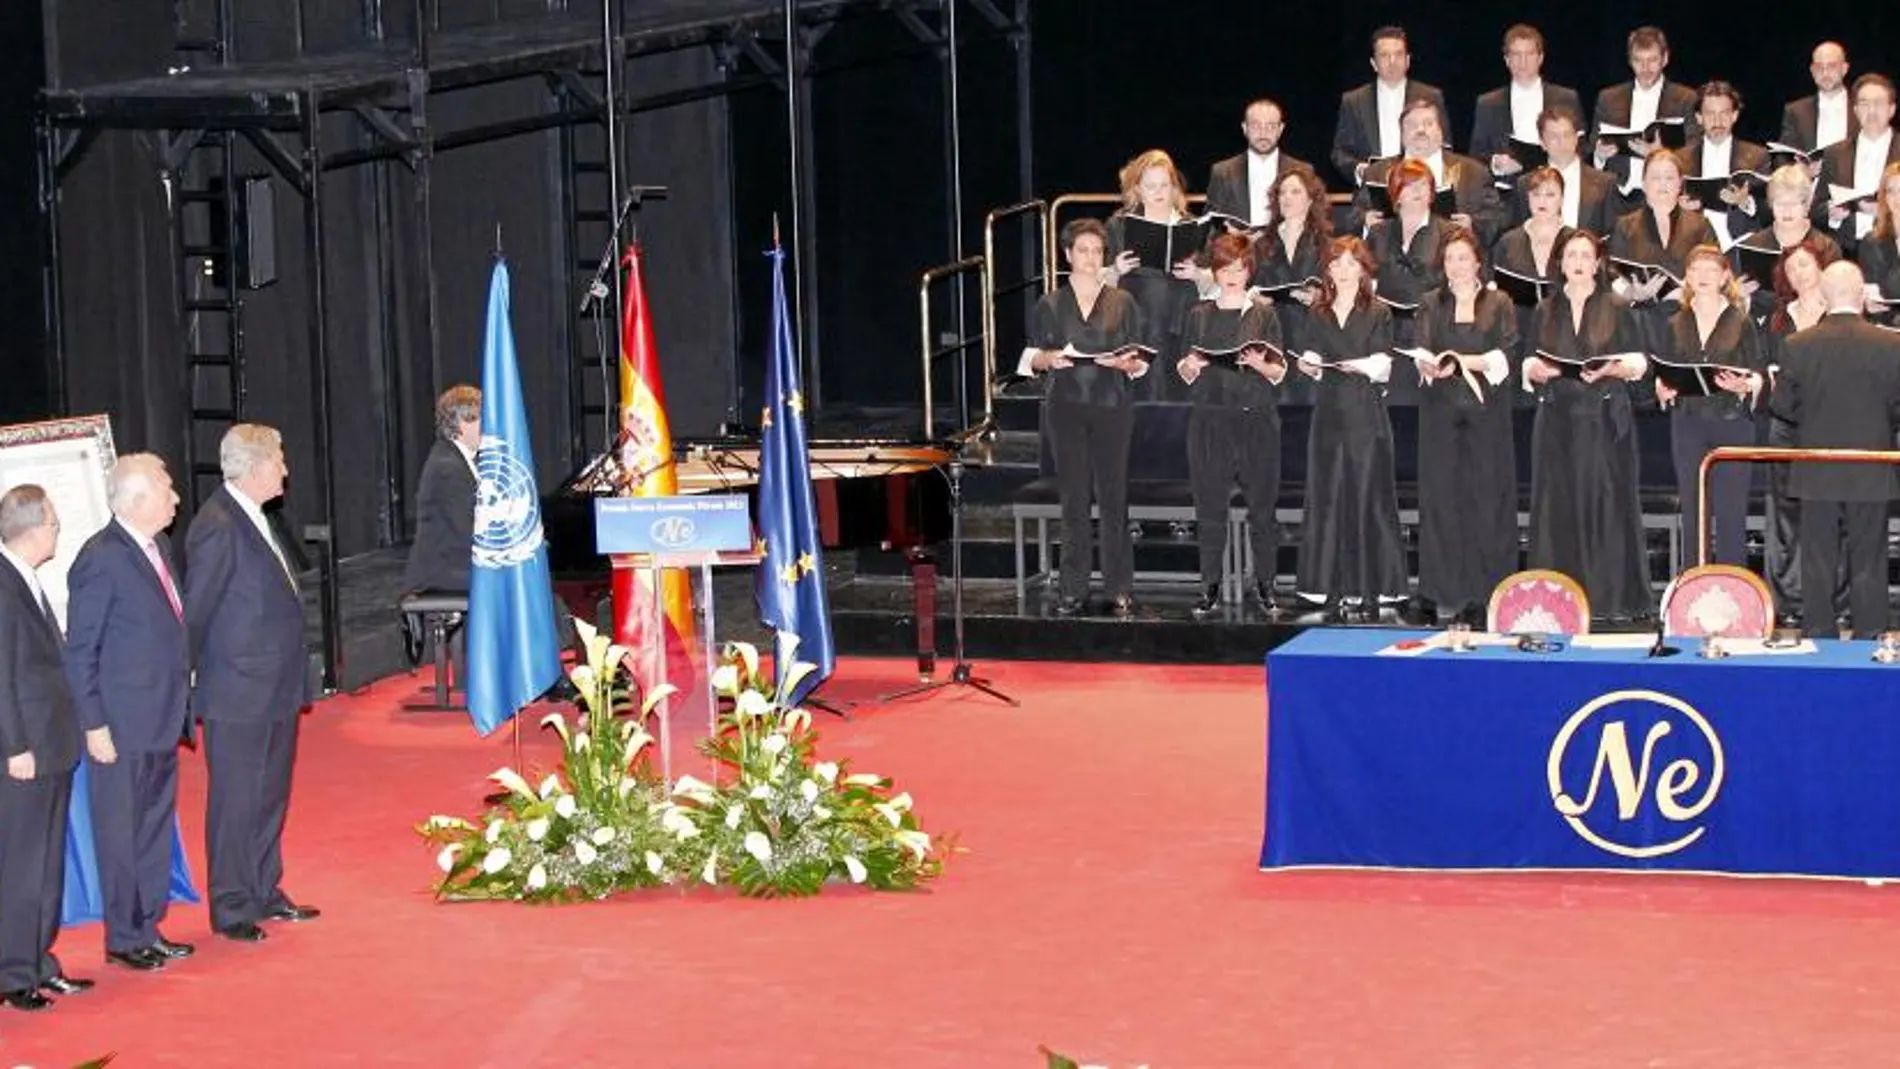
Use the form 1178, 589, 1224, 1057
1487, 569, 1592, 635
1659, 564, 1775, 639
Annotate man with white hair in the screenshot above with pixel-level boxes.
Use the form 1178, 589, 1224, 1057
64, 454, 194, 971
1772, 262, 1900, 636
183, 425, 318, 943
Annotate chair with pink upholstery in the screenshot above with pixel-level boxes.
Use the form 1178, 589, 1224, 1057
1659, 564, 1775, 639
1486, 569, 1592, 635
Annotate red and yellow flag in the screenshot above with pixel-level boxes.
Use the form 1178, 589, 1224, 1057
612, 243, 696, 695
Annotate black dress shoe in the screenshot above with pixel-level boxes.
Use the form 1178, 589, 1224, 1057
40, 974, 93, 995
1110, 593, 1137, 619
107, 948, 169, 971
151, 935, 195, 959
0, 989, 53, 1011
1253, 581, 1279, 613
1191, 584, 1222, 617
1052, 596, 1085, 618
217, 922, 268, 943
264, 904, 321, 923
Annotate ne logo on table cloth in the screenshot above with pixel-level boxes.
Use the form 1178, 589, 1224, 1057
1545, 689, 1726, 858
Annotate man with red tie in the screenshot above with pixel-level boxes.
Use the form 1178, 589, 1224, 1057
64, 454, 194, 972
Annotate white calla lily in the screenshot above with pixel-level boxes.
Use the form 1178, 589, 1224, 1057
813, 762, 839, 784
777, 659, 819, 706
710, 663, 739, 696
525, 817, 550, 842
760, 733, 788, 755
735, 690, 772, 720
724, 805, 743, 830
782, 708, 812, 734
843, 855, 867, 883
482, 847, 513, 873
573, 839, 598, 865
567, 664, 596, 695
526, 863, 547, 890
661, 808, 700, 840
641, 683, 679, 716
729, 641, 760, 681
537, 774, 562, 800
573, 732, 590, 753
672, 774, 716, 801
701, 852, 719, 885
554, 795, 578, 819
894, 829, 931, 860
873, 803, 903, 828
775, 631, 802, 666
591, 826, 616, 846
619, 776, 640, 798
747, 784, 773, 800
743, 831, 773, 862
888, 792, 913, 813
437, 844, 462, 872
484, 820, 503, 844
489, 767, 537, 799
799, 779, 819, 803
645, 850, 665, 876
539, 711, 571, 743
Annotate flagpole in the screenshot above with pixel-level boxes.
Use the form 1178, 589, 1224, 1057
600, 0, 627, 449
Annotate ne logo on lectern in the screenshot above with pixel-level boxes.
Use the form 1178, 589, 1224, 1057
1545, 689, 1725, 858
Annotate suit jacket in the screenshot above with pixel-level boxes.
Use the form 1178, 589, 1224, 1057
63, 522, 190, 753
1772, 313, 1900, 500
184, 486, 309, 724
1354, 152, 1505, 246
1780, 94, 1857, 154
1204, 151, 1312, 222
1681, 137, 1773, 235
1591, 80, 1700, 198
1330, 79, 1448, 183
1815, 136, 1900, 252
0, 561, 79, 775
402, 438, 476, 594
1469, 82, 1584, 162
1508, 163, 1617, 234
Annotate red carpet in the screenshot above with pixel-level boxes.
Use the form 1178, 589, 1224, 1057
6, 657, 1900, 1067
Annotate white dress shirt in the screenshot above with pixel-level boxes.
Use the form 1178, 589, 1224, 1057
1419, 149, 1447, 187
0, 545, 45, 610
1376, 80, 1407, 158
1557, 158, 1583, 228
1853, 130, 1893, 238
1816, 89, 1849, 149
452, 439, 478, 476
1509, 80, 1544, 142
1630, 80, 1663, 129
225, 483, 296, 585
1698, 137, 1737, 247
1245, 149, 1280, 226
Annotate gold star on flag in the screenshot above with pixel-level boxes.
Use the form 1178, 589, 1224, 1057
780, 562, 800, 585
787, 390, 804, 417
755, 536, 769, 558
760, 406, 773, 429
797, 551, 816, 576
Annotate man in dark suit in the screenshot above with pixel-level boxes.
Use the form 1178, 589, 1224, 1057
64, 454, 193, 972
1679, 81, 1774, 242
0, 485, 89, 1011
1772, 262, 1900, 638
184, 424, 318, 943
1591, 26, 1700, 204
1355, 99, 1505, 246
1508, 109, 1617, 234
1469, 24, 1583, 184
402, 385, 480, 595
1780, 42, 1855, 154
1330, 26, 1447, 187
1816, 74, 1900, 256
1205, 99, 1310, 227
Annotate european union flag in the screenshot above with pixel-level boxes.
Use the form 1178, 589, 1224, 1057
465, 258, 562, 735
755, 243, 834, 703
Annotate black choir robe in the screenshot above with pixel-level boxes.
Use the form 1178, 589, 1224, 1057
1590, 79, 1700, 200
1366, 213, 1445, 403
1508, 164, 1618, 234
1179, 298, 1286, 589
1353, 153, 1505, 247
1330, 79, 1448, 184
1660, 302, 1765, 565
1858, 231, 1900, 321
1106, 211, 1202, 401
1204, 151, 1313, 222
1469, 82, 1584, 163
1527, 288, 1650, 617
1733, 225, 1843, 322
1252, 225, 1325, 403
1610, 205, 1717, 352
1680, 137, 1773, 237
1491, 222, 1576, 406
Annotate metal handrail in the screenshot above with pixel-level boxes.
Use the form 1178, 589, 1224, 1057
918, 255, 986, 441
1697, 446, 1900, 566
1041, 190, 1355, 290
981, 199, 1048, 420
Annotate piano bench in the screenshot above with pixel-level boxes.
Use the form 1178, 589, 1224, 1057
399, 591, 468, 712
1011, 478, 1246, 606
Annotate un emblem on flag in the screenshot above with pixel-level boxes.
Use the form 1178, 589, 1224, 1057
472, 435, 544, 568
1545, 689, 1725, 859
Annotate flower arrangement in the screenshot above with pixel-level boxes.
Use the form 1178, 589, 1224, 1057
418, 620, 945, 900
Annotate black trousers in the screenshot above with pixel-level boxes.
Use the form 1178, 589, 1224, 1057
0, 770, 70, 991
204, 717, 300, 930
1049, 400, 1134, 601
1187, 407, 1281, 588
88, 749, 179, 953
1799, 499, 1891, 638
1671, 410, 1755, 567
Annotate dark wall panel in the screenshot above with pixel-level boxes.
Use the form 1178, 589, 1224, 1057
0, 0, 48, 422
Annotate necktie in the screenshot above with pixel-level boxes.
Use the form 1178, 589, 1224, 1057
144, 540, 184, 620
36, 585, 61, 643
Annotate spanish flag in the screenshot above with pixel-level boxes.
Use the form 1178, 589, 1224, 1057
612, 243, 696, 695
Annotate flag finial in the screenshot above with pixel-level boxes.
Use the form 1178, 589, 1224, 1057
772, 213, 781, 250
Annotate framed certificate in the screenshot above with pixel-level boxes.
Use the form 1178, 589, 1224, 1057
0, 415, 118, 625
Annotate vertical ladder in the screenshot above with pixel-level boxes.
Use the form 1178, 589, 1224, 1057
558, 78, 617, 468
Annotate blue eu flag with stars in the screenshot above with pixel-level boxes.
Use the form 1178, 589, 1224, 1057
466, 258, 563, 735
755, 242, 834, 703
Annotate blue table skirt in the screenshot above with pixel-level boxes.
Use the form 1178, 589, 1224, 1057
1264, 629, 1900, 880
62, 760, 200, 926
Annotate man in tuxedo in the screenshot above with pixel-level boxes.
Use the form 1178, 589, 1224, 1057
1772, 261, 1900, 637
0, 486, 89, 1011
1780, 42, 1854, 155
63, 454, 193, 972
1591, 26, 1699, 203
1356, 98, 1505, 246
1817, 74, 1900, 256
185, 424, 318, 943
1330, 26, 1447, 187
402, 385, 480, 595
1470, 24, 1583, 184
1205, 99, 1310, 226
1679, 81, 1773, 245
1508, 108, 1617, 233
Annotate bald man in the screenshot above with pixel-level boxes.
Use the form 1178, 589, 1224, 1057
1781, 42, 1855, 154
1772, 262, 1900, 636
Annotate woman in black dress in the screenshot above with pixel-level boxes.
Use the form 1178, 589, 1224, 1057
1609, 150, 1716, 351
1523, 229, 1651, 620
1253, 165, 1331, 405
1762, 238, 1843, 624
1019, 218, 1149, 617
1294, 236, 1406, 620
1366, 158, 1446, 406
1491, 165, 1576, 410
1178, 233, 1288, 616
1733, 165, 1842, 320
1656, 245, 1765, 567
1411, 227, 1521, 625
1858, 162, 1900, 321
1105, 149, 1202, 401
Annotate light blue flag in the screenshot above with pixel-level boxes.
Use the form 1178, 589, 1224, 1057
754, 243, 835, 703
466, 257, 562, 735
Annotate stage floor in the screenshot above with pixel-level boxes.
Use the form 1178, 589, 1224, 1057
11, 658, 1900, 1066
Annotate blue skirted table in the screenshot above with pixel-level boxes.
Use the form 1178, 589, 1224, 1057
1262, 628, 1900, 880
61, 761, 200, 926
